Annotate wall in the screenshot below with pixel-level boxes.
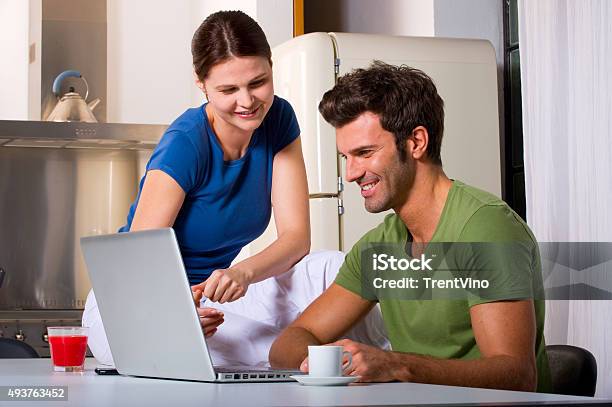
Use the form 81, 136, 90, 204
305, 0, 434, 36
182, 1, 293, 59
256, 0, 293, 47
434, 0, 504, 68
0, 0, 40, 120
106, 0, 195, 124
28, 0, 41, 120
107, 0, 293, 125
0, 0, 29, 120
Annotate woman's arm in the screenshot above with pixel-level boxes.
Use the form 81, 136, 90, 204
238, 136, 311, 282
199, 137, 310, 303
129, 170, 224, 333
129, 170, 185, 230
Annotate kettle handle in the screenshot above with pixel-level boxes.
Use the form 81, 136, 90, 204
52, 70, 89, 100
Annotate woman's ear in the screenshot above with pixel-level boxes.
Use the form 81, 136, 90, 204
193, 71, 203, 88
193, 71, 208, 98
408, 126, 429, 160
193, 71, 209, 101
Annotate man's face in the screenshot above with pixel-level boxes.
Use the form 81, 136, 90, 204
336, 112, 414, 213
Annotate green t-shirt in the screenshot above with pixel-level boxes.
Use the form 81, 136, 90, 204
335, 180, 551, 392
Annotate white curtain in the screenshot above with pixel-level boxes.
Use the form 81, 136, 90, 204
519, 0, 612, 397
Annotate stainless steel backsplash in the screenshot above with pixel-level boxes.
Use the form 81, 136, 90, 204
0, 146, 150, 310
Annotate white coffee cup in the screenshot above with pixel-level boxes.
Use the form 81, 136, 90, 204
307, 345, 353, 377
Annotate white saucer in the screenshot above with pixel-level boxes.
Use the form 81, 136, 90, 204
290, 375, 360, 386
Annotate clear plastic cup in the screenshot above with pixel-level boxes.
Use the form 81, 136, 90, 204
47, 326, 89, 372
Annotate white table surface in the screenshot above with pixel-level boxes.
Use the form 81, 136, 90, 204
0, 358, 605, 407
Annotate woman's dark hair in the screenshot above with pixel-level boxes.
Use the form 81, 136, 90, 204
192, 10, 272, 81
319, 61, 445, 165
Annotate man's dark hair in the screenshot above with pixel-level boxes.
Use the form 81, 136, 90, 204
192, 10, 272, 81
318, 61, 444, 164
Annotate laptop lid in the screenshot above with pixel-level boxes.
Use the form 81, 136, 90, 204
81, 228, 217, 381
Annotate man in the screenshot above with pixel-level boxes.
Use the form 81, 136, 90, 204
269, 62, 550, 392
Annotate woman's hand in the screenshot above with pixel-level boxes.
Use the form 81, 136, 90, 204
191, 267, 251, 304
196, 307, 224, 337
191, 289, 224, 337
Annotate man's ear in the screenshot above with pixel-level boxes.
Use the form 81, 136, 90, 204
407, 126, 429, 160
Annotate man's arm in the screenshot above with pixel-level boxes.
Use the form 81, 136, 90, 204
269, 283, 375, 368
332, 299, 538, 391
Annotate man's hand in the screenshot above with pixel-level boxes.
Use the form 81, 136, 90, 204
299, 339, 397, 382
191, 267, 251, 304
269, 284, 376, 369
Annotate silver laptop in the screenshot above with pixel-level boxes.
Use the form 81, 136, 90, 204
80, 228, 300, 382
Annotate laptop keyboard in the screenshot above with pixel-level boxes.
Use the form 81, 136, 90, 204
215, 366, 278, 373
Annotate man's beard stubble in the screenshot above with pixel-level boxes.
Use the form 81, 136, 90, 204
364, 154, 415, 214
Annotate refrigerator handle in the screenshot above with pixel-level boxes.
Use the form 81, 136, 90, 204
309, 193, 338, 199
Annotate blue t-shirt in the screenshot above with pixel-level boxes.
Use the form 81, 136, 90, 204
120, 96, 300, 285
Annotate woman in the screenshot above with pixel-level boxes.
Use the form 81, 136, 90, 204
119, 10, 309, 337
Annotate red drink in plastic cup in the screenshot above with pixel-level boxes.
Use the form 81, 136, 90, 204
47, 327, 89, 372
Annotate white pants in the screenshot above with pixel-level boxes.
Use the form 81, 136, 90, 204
82, 250, 389, 367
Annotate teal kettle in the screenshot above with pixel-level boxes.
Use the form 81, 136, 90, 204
46, 70, 100, 122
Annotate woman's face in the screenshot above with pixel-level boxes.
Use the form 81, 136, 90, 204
199, 56, 274, 135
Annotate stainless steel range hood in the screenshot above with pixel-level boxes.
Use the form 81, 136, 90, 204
0, 120, 166, 149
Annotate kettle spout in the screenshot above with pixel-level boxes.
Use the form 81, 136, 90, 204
88, 98, 101, 111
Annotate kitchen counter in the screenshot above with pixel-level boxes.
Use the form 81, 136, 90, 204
0, 358, 606, 406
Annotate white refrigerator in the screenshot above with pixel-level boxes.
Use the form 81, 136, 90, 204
238, 32, 500, 258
